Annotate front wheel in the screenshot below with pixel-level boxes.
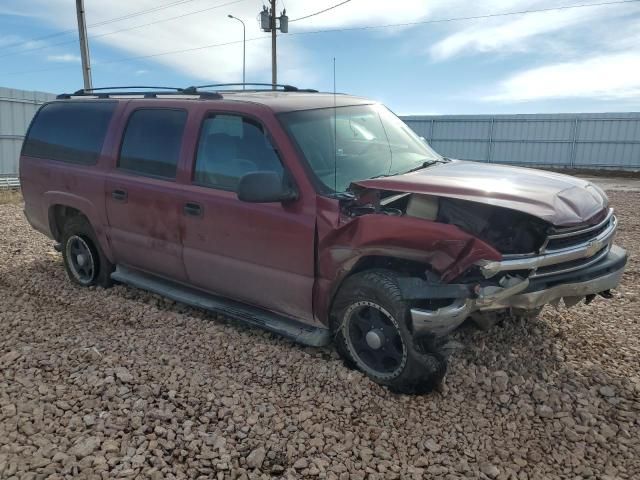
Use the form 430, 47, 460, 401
332, 270, 447, 394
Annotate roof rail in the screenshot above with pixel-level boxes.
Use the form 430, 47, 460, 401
191, 83, 319, 93
57, 85, 222, 100
76, 86, 184, 93
56, 83, 320, 100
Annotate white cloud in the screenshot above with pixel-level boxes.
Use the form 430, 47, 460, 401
0, 0, 450, 83
46, 53, 80, 63
428, 1, 639, 61
0, 5, 31, 16
2, 0, 280, 82
286, 0, 435, 29
4, 0, 640, 107
484, 52, 640, 101
0, 34, 22, 47
430, 8, 592, 60
0, 34, 48, 53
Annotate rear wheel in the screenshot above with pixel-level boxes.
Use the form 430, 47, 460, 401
61, 216, 113, 287
332, 270, 447, 394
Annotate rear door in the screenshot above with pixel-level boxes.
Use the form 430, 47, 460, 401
180, 106, 317, 322
105, 103, 189, 281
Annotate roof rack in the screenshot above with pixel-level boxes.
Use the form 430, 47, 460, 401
191, 83, 319, 93
56, 83, 319, 100
57, 85, 222, 100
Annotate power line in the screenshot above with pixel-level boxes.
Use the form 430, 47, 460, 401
290, 0, 352, 22
85, 0, 205, 28
0, 0, 248, 60
91, 0, 247, 40
0, 38, 78, 60
287, 0, 640, 34
0, 0, 206, 52
5, 0, 640, 76
5, 37, 269, 76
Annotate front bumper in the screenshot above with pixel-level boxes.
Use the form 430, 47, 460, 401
411, 244, 627, 337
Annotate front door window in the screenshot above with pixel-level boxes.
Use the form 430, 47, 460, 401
193, 114, 283, 190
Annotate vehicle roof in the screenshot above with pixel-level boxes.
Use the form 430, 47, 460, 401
217, 91, 375, 113
55, 91, 376, 114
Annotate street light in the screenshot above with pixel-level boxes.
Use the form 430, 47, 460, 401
228, 14, 246, 89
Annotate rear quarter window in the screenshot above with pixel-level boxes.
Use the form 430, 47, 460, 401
22, 101, 116, 165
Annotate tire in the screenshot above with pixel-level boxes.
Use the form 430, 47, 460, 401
61, 216, 113, 288
331, 269, 448, 394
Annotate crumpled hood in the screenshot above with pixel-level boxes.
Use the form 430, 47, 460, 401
353, 160, 607, 227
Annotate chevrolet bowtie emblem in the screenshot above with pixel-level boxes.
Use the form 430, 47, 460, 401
585, 240, 600, 256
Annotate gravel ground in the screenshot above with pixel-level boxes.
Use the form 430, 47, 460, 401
1, 192, 639, 480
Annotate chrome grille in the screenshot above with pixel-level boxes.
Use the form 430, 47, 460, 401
544, 209, 614, 252
477, 208, 617, 279
531, 209, 616, 278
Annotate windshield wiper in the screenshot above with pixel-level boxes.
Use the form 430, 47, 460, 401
369, 172, 393, 179
368, 158, 447, 180
400, 159, 443, 175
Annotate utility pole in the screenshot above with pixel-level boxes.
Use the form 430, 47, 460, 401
270, 0, 277, 89
75, 0, 92, 90
260, 2, 287, 89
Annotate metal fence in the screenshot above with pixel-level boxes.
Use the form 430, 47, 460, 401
0, 87, 56, 182
401, 112, 640, 170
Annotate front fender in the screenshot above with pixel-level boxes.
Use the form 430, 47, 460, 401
319, 214, 501, 282
314, 213, 502, 324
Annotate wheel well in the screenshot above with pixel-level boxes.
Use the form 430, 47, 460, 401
48, 205, 85, 241
347, 256, 428, 278
328, 255, 430, 325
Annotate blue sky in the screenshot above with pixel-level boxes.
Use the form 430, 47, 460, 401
1, 0, 640, 114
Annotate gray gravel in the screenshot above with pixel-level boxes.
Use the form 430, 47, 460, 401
1, 191, 639, 479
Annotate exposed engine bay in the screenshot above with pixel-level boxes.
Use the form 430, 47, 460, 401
337, 186, 625, 338
344, 190, 550, 255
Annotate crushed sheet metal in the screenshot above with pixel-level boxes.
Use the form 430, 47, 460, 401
317, 213, 502, 283
411, 260, 625, 337
354, 160, 608, 227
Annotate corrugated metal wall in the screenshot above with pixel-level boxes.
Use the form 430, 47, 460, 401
401, 113, 640, 170
0, 87, 56, 179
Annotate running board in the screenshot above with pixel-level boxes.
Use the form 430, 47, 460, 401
111, 266, 331, 347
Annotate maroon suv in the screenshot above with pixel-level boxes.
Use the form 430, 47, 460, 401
20, 85, 627, 393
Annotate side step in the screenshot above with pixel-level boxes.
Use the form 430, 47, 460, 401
111, 266, 331, 347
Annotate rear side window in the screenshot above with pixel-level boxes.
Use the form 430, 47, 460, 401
22, 101, 116, 165
119, 109, 187, 179
193, 114, 283, 191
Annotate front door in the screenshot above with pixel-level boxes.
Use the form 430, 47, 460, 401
105, 106, 189, 281
180, 110, 316, 322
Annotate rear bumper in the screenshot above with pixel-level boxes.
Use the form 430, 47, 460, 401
410, 245, 627, 337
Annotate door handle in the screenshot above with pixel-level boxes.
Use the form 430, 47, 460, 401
183, 202, 203, 217
112, 189, 128, 201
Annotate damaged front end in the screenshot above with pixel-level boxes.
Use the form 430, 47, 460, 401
332, 185, 628, 338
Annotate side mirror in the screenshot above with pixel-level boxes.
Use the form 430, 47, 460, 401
237, 171, 298, 203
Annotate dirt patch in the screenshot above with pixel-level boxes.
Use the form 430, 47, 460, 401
0, 189, 22, 205
542, 167, 640, 179
0, 192, 638, 479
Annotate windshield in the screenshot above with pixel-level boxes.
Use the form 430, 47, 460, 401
279, 104, 443, 193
